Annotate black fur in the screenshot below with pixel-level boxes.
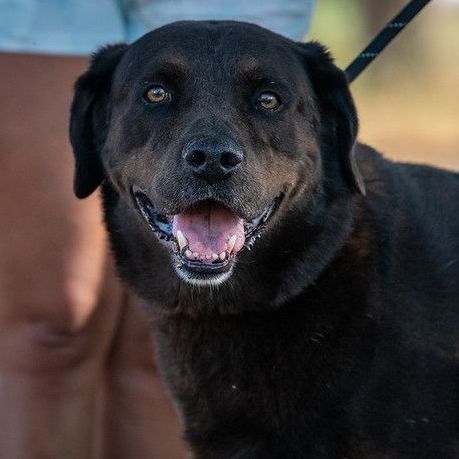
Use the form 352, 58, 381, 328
70, 43, 127, 198
70, 21, 459, 458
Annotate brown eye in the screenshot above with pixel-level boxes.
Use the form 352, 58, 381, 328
145, 85, 169, 103
257, 91, 281, 110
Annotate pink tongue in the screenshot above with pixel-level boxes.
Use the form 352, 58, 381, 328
172, 202, 245, 260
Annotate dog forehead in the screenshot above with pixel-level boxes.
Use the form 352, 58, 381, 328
135, 20, 291, 51
120, 20, 301, 79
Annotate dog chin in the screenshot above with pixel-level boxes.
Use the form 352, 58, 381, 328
174, 264, 234, 288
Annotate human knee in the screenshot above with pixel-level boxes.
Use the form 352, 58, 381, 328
0, 277, 114, 373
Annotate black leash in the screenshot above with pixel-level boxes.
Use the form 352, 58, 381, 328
345, 0, 432, 83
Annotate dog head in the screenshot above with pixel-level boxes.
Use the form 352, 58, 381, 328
70, 21, 363, 296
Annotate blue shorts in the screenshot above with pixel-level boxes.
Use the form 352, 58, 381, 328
0, 0, 315, 55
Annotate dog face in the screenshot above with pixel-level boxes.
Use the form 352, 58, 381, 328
70, 21, 363, 289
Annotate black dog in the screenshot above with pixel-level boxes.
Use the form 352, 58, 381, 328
70, 21, 459, 458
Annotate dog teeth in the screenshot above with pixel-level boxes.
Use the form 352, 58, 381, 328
176, 230, 188, 251
183, 250, 227, 262
226, 235, 237, 254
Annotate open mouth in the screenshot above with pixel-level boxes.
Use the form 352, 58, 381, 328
132, 186, 282, 281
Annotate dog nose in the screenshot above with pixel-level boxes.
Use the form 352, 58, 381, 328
182, 138, 243, 179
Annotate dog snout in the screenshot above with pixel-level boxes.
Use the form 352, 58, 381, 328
182, 137, 243, 180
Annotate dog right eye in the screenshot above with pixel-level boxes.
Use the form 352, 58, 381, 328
144, 85, 169, 104
257, 91, 281, 111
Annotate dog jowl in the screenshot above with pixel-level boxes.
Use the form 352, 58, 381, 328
70, 21, 459, 459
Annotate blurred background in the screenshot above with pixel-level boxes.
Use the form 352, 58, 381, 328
310, 0, 459, 170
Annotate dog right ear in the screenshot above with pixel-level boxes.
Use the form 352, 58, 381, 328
69, 43, 128, 199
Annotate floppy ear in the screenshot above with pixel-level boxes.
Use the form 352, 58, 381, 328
299, 42, 365, 195
69, 43, 128, 198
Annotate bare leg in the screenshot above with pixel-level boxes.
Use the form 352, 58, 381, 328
0, 52, 120, 458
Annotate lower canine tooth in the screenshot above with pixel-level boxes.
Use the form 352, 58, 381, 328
226, 235, 237, 254
219, 252, 226, 261
176, 230, 188, 251
185, 249, 193, 259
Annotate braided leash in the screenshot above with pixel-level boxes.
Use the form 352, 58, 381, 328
345, 0, 432, 83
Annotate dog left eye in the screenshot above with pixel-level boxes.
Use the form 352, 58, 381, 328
257, 91, 281, 111
144, 85, 169, 103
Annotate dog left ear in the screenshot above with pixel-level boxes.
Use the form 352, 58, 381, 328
69, 43, 128, 199
298, 41, 365, 195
